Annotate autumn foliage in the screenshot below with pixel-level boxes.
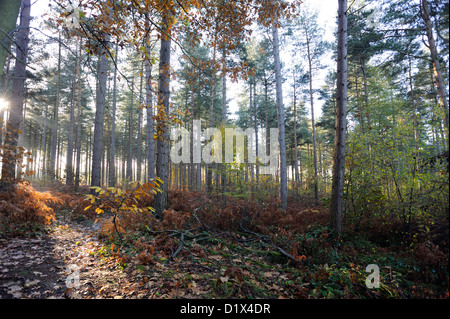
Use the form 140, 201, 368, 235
0, 181, 62, 236
0, 180, 447, 298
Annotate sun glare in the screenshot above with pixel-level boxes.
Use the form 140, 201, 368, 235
0, 97, 9, 112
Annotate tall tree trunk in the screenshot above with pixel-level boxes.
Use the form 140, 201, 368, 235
50, 33, 61, 181
421, 0, 449, 148
0, 50, 12, 149
91, 36, 109, 189
272, 24, 287, 210
154, 8, 172, 214
293, 70, 299, 186
189, 85, 195, 190
221, 46, 227, 197
1, 0, 30, 184
249, 81, 254, 188
253, 80, 259, 183
145, 37, 155, 182
108, 42, 118, 187
127, 74, 134, 182
264, 74, 269, 156
305, 28, 319, 203
75, 41, 83, 190
0, 0, 21, 78
41, 102, 48, 179
330, 0, 348, 236
137, 61, 144, 183
207, 38, 217, 192
17, 84, 27, 178
66, 65, 76, 186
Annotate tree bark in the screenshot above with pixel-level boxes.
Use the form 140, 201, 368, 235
0, 0, 21, 78
292, 70, 299, 187
145, 37, 155, 182
330, 0, 348, 236
154, 9, 172, 214
305, 28, 319, 203
108, 42, 118, 187
50, 33, 61, 181
137, 61, 144, 182
207, 38, 217, 192
221, 45, 227, 197
66, 61, 77, 186
126, 73, 134, 182
91, 36, 109, 189
421, 0, 449, 147
272, 24, 287, 210
1, 0, 30, 183
75, 40, 83, 190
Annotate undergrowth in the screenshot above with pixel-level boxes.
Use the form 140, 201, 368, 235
0, 182, 448, 298
0, 181, 62, 236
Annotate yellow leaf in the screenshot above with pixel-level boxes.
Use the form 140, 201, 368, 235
84, 205, 92, 211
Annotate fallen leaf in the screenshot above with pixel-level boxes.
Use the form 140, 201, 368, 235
263, 271, 279, 278
218, 276, 229, 283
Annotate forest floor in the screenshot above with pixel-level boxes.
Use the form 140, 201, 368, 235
0, 183, 448, 299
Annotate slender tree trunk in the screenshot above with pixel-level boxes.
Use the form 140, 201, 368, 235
221, 46, 227, 198
108, 42, 118, 187
293, 70, 299, 186
41, 103, 48, 179
1, 0, 30, 184
421, 0, 449, 148
0, 0, 21, 78
0, 50, 12, 148
145, 37, 155, 182
305, 28, 319, 203
154, 8, 172, 214
17, 85, 27, 178
330, 0, 348, 236
264, 74, 269, 155
91, 36, 109, 189
272, 24, 287, 210
137, 61, 144, 183
207, 39, 217, 192
253, 80, 259, 182
249, 81, 254, 188
50, 33, 61, 181
57, 136, 62, 180
127, 74, 134, 182
190, 85, 195, 190
75, 41, 83, 190
66, 66, 76, 186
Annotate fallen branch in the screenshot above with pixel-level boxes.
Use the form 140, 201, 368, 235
233, 200, 298, 263
170, 233, 185, 260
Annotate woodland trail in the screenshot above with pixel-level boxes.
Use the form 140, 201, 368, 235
0, 215, 140, 299
0, 210, 239, 299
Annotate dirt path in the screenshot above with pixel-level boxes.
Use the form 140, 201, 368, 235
0, 217, 137, 299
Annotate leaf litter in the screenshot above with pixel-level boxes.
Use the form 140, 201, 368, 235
1, 185, 448, 299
